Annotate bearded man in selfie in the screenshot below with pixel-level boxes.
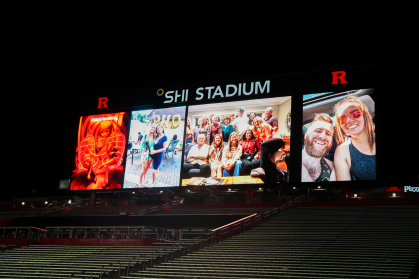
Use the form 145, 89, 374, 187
301, 113, 336, 182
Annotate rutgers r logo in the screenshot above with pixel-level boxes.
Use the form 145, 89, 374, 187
331, 71, 347, 85
97, 97, 109, 109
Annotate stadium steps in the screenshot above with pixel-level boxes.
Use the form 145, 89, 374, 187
121, 206, 419, 278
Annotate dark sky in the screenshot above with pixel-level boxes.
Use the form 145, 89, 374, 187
9, 42, 399, 199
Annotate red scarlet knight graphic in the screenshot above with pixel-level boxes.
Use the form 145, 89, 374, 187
71, 112, 127, 190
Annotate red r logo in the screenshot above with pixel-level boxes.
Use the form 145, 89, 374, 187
331, 71, 347, 85
97, 97, 109, 109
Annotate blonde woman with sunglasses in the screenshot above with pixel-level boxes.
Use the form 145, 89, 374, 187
333, 95, 376, 181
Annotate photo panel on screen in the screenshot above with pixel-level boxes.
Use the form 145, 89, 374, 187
123, 106, 186, 188
301, 89, 375, 182
71, 112, 129, 190
182, 96, 292, 186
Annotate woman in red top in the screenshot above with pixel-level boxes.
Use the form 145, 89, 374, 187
252, 116, 273, 144
240, 129, 261, 175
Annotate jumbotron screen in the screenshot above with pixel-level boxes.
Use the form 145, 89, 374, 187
70, 112, 129, 190
72, 67, 378, 189
181, 96, 291, 186
301, 89, 375, 182
123, 106, 186, 188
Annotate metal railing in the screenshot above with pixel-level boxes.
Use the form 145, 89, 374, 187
40, 225, 210, 241
208, 202, 297, 245
0, 226, 46, 247
115, 201, 296, 278
0, 226, 33, 239
3, 201, 299, 278
134, 202, 171, 216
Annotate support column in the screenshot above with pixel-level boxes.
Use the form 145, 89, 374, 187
90, 191, 96, 207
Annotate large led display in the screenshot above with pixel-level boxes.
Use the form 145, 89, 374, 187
71, 112, 128, 190
123, 106, 186, 188
301, 89, 375, 182
182, 96, 292, 186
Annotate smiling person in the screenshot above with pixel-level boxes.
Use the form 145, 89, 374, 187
198, 116, 211, 145
233, 107, 249, 140
252, 117, 273, 144
149, 124, 168, 187
183, 134, 211, 177
221, 132, 243, 177
222, 116, 234, 145
248, 112, 256, 126
193, 118, 202, 144
333, 96, 376, 181
210, 115, 222, 144
240, 129, 260, 175
138, 124, 156, 187
301, 113, 336, 182
186, 117, 194, 144
263, 107, 278, 132
209, 134, 224, 178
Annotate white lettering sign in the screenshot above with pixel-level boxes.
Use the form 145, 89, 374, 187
404, 186, 419, 192
162, 80, 270, 103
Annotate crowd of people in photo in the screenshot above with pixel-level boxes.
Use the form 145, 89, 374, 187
301, 95, 376, 182
184, 107, 286, 183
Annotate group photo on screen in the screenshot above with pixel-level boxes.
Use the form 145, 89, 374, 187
182, 96, 292, 186
71, 112, 129, 190
301, 89, 375, 182
123, 106, 186, 188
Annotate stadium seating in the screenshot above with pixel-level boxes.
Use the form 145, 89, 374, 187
0, 245, 183, 278
118, 206, 419, 278
1, 204, 418, 278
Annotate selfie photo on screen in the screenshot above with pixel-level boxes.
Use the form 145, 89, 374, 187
301, 89, 375, 182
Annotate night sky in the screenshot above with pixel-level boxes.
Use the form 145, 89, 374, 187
8, 42, 409, 199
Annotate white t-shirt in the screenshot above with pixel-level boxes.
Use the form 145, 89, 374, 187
233, 116, 249, 140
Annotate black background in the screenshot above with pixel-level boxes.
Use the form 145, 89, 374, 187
6, 40, 415, 199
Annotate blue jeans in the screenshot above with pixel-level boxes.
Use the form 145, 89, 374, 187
223, 160, 242, 177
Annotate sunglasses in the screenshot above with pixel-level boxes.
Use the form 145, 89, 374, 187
337, 109, 362, 125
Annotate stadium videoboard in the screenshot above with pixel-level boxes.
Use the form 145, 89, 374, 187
123, 106, 186, 188
301, 89, 375, 182
72, 66, 376, 190
71, 112, 129, 190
